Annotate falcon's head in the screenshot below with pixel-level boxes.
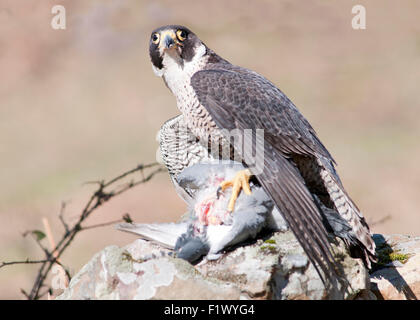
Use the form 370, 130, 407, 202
149, 25, 208, 77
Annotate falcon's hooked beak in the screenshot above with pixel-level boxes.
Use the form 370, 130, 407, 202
159, 30, 182, 51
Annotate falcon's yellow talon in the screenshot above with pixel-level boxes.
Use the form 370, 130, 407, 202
219, 180, 233, 191
219, 169, 252, 213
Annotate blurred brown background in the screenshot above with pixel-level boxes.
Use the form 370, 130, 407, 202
1, 0, 419, 299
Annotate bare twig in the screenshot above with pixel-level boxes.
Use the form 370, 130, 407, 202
58, 202, 69, 233
369, 214, 392, 227
42, 218, 57, 257
22, 231, 51, 259
0, 162, 164, 299
80, 218, 125, 231
0, 259, 51, 268
42, 217, 69, 297
20, 289, 30, 299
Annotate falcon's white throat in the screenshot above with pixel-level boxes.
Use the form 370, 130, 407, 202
153, 42, 218, 141
154, 43, 207, 100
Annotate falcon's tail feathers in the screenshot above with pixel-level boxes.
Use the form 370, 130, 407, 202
255, 146, 346, 290
317, 158, 377, 268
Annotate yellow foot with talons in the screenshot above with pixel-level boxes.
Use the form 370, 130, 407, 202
216, 169, 252, 212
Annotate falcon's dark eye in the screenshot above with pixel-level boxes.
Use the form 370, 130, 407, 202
152, 33, 160, 44
176, 29, 187, 41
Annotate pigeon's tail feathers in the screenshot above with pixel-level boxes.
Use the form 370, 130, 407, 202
115, 222, 189, 250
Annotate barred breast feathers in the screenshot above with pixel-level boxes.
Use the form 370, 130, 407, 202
158, 115, 212, 178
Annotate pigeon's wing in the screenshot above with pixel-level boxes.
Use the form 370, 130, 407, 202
191, 68, 343, 287
115, 222, 189, 249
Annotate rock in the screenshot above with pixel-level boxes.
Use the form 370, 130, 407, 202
56, 239, 242, 300
196, 231, 369, 300
369, 234, 420, 300
57, 230, 370, 300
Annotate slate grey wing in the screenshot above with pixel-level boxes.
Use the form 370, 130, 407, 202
191, 68, 345, 286
191, 67, 335, 161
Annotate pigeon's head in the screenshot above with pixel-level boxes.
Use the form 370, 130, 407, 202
149, 25, 207, 77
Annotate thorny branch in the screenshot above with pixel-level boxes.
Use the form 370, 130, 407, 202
0, 162, 165, 300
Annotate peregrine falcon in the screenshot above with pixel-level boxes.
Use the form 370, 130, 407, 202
149, 25, 376, 287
